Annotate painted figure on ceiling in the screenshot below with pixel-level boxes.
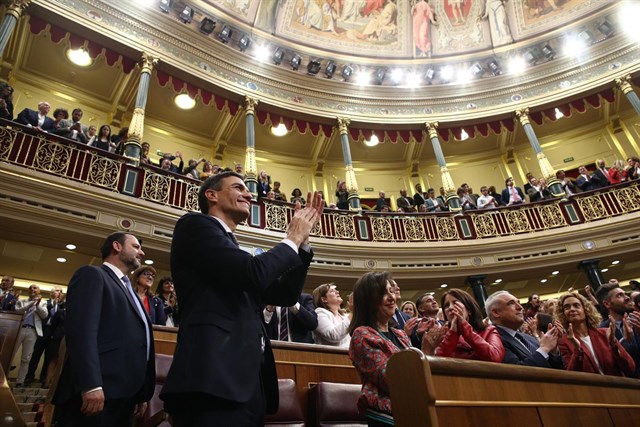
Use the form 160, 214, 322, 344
482, 0, 512, 46
447, 0, 470, 25
412, 0, 438, 57
357, 0, 397, 41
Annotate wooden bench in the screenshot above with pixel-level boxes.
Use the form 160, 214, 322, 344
387, 347, 640, 427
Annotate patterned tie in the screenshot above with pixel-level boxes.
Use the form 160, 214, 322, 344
515, 332, 538, 354
510, 186, 520, 203
122, 275, 151, 360
279, 306, 289, 341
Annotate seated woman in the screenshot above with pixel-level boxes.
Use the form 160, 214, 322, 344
556, 292, 635, 376
131, 265, 166, 326
312, 283, 350, 348
428, 288, 504, 362
155, 276, 179, 327
349, 271, 431, 426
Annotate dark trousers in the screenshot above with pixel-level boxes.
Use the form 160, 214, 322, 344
53, 397, 135, 427
167, 382, 266, 427
25, 327, 51, 384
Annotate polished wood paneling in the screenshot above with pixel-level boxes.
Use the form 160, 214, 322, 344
0, 362, 26, 427
0, 311, 23, 374
437, 407, 542, 427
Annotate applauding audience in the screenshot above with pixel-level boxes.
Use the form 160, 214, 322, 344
312, 283, 350, 347
131, 266, 166, 326
155, 276, 179, 327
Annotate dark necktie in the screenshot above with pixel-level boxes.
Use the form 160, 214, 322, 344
515, 331, 538, 354
279, 306, 289, 341
122, 275, 151, 360
228, 232, 239, 247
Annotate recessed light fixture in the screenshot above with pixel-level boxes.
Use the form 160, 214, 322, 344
440, 284, 448, 288
601, 268, 609, 272
56, 257, 67, 263
66, 244, 77, 250
364, 133, 379, 147
540, 279, 547, 283
174, 93, 196, 110
66, 48, 92, 67
144, 259, 154, 265
494, 278, 503, 283
551, 270, 559, 275
611, 260, 620, 265
270, 123, 288, 137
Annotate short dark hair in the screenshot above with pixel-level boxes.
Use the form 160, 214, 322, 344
630, 280, 640, 291
100, 232, 132, 260
72, 108, 83, 115
53, 108, 68, 120
441, 288, 486, 331
505, 177, 513, 185
348, 271, 390, 336
595, 282, 619, 305
198, 170, 244, 214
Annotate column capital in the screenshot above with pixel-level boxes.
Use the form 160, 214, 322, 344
6, 0, 31, 19
515, 108, 531, 126
615, 75, 633, 95
425, 121, 439, 139
244, 96, 258, 115
337, 117, 350, 135
140, 53, 158, 74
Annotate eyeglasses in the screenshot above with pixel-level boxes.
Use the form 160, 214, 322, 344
142, 271, 155, 278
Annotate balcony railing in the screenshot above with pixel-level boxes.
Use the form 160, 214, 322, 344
1, 120, 639, 242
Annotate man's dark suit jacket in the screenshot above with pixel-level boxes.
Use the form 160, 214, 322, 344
496, 326, 563, 369
53, 264, 155, 404
592, 169, 611, 188
15, 108, 54, 131
160, 212, 313, 414
264, 293, 318, 344
53, 119, 88, 143
0, 292, 17, 310
501, 186, 525, 205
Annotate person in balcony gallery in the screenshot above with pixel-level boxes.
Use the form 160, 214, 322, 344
88, 124, 115, 152
0, 82, 14, 120
53, 108, 88, 143
16, 101, 55, 132
336, 180, 349, 210
501, 176, 526, 206
556, 292, 635, 377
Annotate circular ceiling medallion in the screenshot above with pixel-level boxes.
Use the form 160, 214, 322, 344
86, 10, 102, 21
118, 218, 134, 230
246, 82, 257, 90
365, 259, 377, 269
511, 94, 523, 102
472, 257, 483, 266
559, 80, 572, 89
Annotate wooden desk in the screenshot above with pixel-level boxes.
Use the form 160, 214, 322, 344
387, 348, 640, 427
0, 311, 23, 374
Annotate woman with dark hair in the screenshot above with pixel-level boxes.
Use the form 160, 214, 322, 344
111, 126, 128, 155
348, 271, 429, 426
429, 288, 504, 362
51, 108, 69, 130
131, 265, 166, 326
89, 124, 114, 152
0, 82, 14, 120
555, 292, 635, 376
335, 180, 349, 210
312, 283, 350, 347
155, 276, 179, 327
140, 142, 153, 165
290, 188, 306, 205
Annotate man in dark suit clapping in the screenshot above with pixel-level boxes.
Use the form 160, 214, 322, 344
161, 171, 322, 426
53, 232, 155, 427
263, 293, 318, 344
15, 101, 55, 132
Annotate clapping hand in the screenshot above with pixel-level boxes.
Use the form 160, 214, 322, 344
607, 315, 617, 346
566, 323, 581, 351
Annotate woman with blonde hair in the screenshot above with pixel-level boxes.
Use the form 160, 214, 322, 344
312, 283, 350, 347
400, 300, 418, 318
607, 159, 627, 184
555, 291, 635, 376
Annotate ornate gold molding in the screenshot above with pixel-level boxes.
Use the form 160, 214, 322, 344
5, 0, 30, 19
515, 108, 530, 126
337, 117, 350, 135
244, 146, 257, 176
615, 75, 633, 96
244, 96, 258, 116
345, 164, 358, 193
140, 52, 158, 75
425, 121, 439, 140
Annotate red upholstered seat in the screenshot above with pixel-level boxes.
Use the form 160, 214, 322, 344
264, 378, 305, 426
310, 382, 366, 427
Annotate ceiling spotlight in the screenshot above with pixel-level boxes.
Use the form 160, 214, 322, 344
325, 60, 336, 78
271, 123, 288, 137
459, 129, 469, 141
601, 268, 609, 272
597, 21, 613, 38
487, 60, 502, 76
342, 64, 353, 81
57, 257, 67, 263
507, 56, 527, 74
551, 270, 559, 275
238, 34, 251, 51
494, 278, 503, 283
66, 244, 77, 250
612, 260, 620, 265
424, 67, 435, 83
290, 54, 302, 71
554, 108, 564, 119
405, 72, 421, 88
273, 47, 284, 65
390, 68, 403, 84
540, 279, 547, 283
199, 17, 216, 35
542, 44, 555, 60
440, 65, 453, 82
524, 50, 537, 65
578, 30, 594, 45
159, 0, 173, 13
179, 6, 194, 24
218, 25, 232, 43
66, 48, 92, 67
307, 58, 322, 75
174, 93, 196, 110
440, 284, 448, 288
364, 133, 379, 147
374, 68, 386, 85
470, 63, 483, 78
144, 259, 154, 265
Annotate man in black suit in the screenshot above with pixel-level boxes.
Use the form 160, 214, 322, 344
53, 232, 155, 427
15, 101, 55, 132
592, 159, 612, 188
160, 171, 322, 426
576, 165, 602, 192
263, 293, 318, 344
0, 275, 17, 310
486, 291, 563, 369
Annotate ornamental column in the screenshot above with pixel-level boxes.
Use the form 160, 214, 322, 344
125, 52, 157, 165
244, 96, 258, 198
337, 117, 360, 210
466, 275, 488, 316
425, 122, 460, 211
615, 75, 640, 116
0, 0, 30, 58
515, 108, 564, 197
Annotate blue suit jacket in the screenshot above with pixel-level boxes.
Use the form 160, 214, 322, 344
263, 293, 318, 344
161, 213, 313, 414
496, 326, 563, 369
15, 108, 55, 131
53, 264, 155, 403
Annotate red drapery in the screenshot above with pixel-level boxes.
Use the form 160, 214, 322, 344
155, 70, 239, 114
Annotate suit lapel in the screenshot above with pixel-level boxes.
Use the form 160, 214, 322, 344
101, 265, 145, 321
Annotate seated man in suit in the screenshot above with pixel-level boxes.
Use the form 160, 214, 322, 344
485, 291, 563, 369
15, 101, 55, 132
53, 107, 87, 143
263, 293, 318, 344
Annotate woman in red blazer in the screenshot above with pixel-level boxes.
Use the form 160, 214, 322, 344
349, 271, 425, 426
556, 292, 635, 376
432, 288, 505, 362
